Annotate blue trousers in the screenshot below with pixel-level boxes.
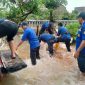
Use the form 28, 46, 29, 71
57, 37, 71, 52
77, 55, 85, 72
30, 46, 40, 65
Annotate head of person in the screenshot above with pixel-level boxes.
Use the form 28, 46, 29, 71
77, 12, 85, 24
42, 21, 49, 29
58, 22, 63, 27
19, 21, 28, 30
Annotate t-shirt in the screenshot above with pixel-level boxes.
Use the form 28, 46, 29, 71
39, 33, 55, 42
76, 22, 85, 55
22, 27, 40, 49
58, 26, 71, 39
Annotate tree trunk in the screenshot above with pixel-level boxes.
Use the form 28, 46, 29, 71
49, 10, 54, 22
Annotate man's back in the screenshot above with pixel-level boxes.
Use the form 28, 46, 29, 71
58, 26, 71, 39
22, 27, 40, 49
39, 33, 54, 42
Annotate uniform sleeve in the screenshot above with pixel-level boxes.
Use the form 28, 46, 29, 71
81, 26, 85, 40
21, 31, 28, 41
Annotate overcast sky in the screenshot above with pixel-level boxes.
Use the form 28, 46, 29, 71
66, 0, 85, 12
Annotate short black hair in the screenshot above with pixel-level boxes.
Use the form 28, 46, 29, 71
58, 22, 63, 26
77, 12, 85, 20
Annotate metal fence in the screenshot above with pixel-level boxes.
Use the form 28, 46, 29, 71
28, 20, 78, 26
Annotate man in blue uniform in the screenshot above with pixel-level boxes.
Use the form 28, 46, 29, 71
16, 21, 40, 65
39, 30, 56, 56
74, 12, 85, 74
57, 22, 71, 52
39, 21, 54, 35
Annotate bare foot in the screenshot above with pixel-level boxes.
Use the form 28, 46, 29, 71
12, 56, 16, 59
11, 54, 16, 59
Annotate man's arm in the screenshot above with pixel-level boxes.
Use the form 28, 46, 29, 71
16, 40, 24, 50
74, 40, 85, 58
77, 40, 85, 52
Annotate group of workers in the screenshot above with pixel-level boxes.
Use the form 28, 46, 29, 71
0, 12, 85, 74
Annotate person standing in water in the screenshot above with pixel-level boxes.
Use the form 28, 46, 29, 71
57, 22, 71, 52
74, 12, 85, 74
0, 19, 18, 59
16, 21, 40, 65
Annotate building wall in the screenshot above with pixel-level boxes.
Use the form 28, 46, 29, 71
75, 7, 85, 13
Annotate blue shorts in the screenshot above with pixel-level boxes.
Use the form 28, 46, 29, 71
77, 55, 85, 72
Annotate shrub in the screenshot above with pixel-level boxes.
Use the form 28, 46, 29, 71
66, 22, 80, 39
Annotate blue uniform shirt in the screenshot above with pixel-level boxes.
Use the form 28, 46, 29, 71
58, 26, 71, 39
39, 33, 55, 42
22, 27, 40, 49
76, 22, 85, 55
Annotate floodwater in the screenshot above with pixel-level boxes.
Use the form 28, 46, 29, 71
0, 36, 85, 85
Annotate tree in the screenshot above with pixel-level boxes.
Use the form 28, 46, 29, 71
0, 7, 7, 18
43, 0, 67, 21
62, 9, 79, 20
62, 12, 70, 20
0, 0, 42, 23
69, 10, 78, 20
66, 22, 80, 43
0, 0, 68, 22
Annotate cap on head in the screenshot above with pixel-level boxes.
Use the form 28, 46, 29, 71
19, 21, 28, 27
77, 12, 85, 20
42, 22, 49, 29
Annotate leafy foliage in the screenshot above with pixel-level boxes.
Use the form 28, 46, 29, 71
0, 0, 68, 22
44, 0, 67, 9
43, 0, 67, 21
62, 9, 79, 20
66, 22, 80, 38
0, 0, 42, 23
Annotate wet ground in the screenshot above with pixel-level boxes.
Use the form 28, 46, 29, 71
0, 36, 85, 85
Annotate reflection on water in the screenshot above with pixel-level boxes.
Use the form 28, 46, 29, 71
0, 42, 85, 85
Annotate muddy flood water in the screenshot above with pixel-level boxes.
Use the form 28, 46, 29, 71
0, 36, 85, 85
